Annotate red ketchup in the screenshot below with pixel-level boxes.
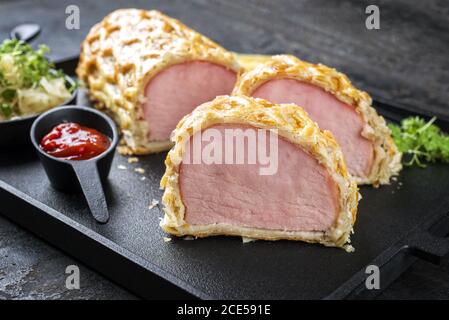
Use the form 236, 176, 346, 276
40, 122, 111, 160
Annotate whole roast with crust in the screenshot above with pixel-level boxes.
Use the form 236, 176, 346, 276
77, 9, 240, 154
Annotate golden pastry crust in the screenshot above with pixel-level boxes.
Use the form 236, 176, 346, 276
76, 9, 240, 155
161, 95, 359, 250
232, 55, 402, 186
234, 53, 273, 70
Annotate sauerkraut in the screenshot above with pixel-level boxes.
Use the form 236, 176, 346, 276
0, 39, 75, 121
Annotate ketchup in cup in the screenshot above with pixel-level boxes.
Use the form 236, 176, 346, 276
40, 122, 111, 160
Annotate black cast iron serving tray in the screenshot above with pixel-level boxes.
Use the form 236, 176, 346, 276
0, 57, 449, 300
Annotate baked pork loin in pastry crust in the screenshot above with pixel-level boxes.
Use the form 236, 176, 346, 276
232, 55, 402, 186
76, 9, 240, 154
161, 95, 359, 249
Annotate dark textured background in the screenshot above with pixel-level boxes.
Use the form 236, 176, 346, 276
0, 0, 449, 299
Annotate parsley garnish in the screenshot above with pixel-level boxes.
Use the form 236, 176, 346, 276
0, 39, 58, 88
388, 116, 449, 167
0, 103, 13, 118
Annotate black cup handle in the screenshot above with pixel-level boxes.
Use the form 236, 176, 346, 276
72, 161, 110, 224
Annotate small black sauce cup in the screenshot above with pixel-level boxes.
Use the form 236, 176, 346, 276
30, 105, 119, 224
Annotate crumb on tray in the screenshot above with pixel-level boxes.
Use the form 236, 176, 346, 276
134, 167, 145, 174
242, 237, 257, 244
148, 199, 159, 209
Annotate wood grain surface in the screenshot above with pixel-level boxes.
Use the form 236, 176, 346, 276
0, 0, 448, 299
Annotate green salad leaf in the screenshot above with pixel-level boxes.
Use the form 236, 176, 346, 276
388, 116, 449, 167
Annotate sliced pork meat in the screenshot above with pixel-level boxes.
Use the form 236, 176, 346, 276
143, 62, 236, 142
180, 124, 339, 232
233, 55, 402, 185
161, 96, 359, 249
77, 9, 240, 155
252, 79, 373, 177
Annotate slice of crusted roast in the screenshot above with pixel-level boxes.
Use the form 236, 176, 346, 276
232, 55, 402, 186
77, 9, 240, 155
160, 95, 359, 250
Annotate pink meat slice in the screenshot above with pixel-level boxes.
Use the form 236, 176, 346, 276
252, 79, 373, 177
179, 124, 339, 232
143, 61, 236, 142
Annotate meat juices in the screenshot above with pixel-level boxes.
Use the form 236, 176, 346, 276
252, 79, 374, 177
179, 124, 339, 232
143, 61, 237, 142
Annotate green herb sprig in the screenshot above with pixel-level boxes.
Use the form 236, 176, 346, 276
0, 39, 60, 87
388, 116, 449, 167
